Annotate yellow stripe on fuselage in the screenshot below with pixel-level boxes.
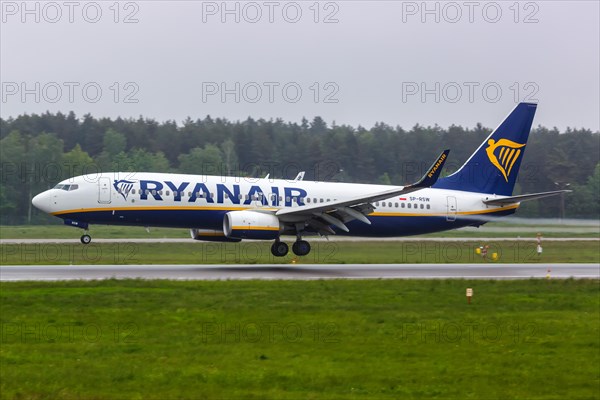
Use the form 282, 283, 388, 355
369, 204, 519, 217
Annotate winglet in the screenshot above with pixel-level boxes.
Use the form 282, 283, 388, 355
411, 149, 450, 188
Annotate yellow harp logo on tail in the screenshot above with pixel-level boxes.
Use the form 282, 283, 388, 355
485, 138, 526, 182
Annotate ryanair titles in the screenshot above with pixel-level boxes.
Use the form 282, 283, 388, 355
123, 180, 308, 207
427, 152, 447, 178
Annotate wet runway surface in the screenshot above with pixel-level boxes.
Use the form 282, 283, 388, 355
1, 263, 598, 281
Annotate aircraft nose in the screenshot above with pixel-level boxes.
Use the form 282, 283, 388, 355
32, 191, 51, 213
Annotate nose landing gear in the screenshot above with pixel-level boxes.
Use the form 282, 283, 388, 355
80, 229, 91, 244
80, 234, 91, 244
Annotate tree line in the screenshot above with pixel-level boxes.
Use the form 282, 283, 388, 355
1, 111, 598, 224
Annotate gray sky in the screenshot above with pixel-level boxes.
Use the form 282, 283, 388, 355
2, 1, 599, 131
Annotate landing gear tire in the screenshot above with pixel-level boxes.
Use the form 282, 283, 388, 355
80, 234, 91, 245
292, 240, 311, 256
271, 241, 289, 257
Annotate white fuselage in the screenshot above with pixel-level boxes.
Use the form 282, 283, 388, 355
32, 172, 518, 237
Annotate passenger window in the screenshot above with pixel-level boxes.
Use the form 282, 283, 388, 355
158, 191, 163, 195
426, 204, 431, 209
407, 203, 411, 209
132, 189, 136, 194
395, 203, 398, 208
401, 203, 405, 208
420, 204, 424, 209
388, 202, 392, 207
166, 191, 170, 196
286, 196, 290, 202
320, 198, 324, 203
414, 204, 417, 209
307, 198, 311, 203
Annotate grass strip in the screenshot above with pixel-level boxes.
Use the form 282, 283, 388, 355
1, 240, 598, 265
1, 279, 598, 399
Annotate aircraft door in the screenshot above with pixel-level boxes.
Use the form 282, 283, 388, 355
446, 196, 457, 222
98, 177, 112, 204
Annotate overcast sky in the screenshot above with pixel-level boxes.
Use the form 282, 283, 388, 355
1, 1, 599, 131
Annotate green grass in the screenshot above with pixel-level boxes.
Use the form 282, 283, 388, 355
1, 279, 598, 399
1, 240, 598, 265
0, 224, 191, 239
1, 223, 599, 239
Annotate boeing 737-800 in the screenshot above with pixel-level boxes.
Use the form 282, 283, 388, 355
32, 103, 567, 257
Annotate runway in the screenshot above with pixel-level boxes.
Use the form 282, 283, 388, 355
1, 237, 598, 244
1, 263, 598, 281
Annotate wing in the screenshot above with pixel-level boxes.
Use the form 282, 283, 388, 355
276, 150, 450, 234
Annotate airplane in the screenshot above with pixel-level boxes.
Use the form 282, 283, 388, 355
32, 102, 568, 257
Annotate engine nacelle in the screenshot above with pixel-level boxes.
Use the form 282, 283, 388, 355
223, 211, 282, 240
190, 228, 241, 242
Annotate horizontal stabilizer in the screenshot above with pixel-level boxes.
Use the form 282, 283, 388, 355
483, 190, 571, 206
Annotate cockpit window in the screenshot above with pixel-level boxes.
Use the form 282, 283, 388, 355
53, 184, 79, 191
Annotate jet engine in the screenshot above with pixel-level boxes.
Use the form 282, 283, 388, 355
223, 210, 282, 240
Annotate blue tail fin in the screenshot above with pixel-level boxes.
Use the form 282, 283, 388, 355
433, 102, 537, 196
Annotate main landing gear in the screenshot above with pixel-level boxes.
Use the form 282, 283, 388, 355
270, 239, 311, 257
